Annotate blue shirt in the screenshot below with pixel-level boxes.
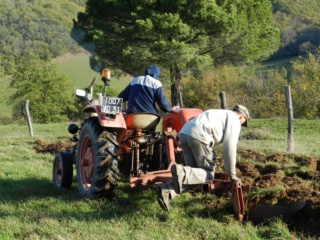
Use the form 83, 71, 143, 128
118, 75, 172, 114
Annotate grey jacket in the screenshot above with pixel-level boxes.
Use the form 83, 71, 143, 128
179, 109, 241, 178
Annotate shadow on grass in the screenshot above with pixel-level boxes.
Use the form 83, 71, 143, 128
0, 176, 241, 226
0, 177, 161, 221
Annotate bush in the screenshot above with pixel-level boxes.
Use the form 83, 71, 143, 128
241, 128, 271, 140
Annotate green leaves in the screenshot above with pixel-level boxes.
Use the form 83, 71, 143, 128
77, 0, 279, 68
9, 59, 76, 123
75, 0, 280, 105
290, 49, 320, 118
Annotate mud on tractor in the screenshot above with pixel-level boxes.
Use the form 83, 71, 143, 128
52, 69, 244, 221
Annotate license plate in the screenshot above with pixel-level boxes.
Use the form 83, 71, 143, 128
101, 97, 123, 114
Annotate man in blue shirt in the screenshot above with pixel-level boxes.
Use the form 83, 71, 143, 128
118, 65, 178, 114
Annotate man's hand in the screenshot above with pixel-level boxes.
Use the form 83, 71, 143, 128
172, 106, 180, 111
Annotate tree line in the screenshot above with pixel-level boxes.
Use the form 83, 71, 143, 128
7, 48, 320, 124
2, 0, 320, 123
1, 0, 319, 77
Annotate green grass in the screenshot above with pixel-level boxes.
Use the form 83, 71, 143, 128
0, 120, 317, 239
52, 52, 100, 89
52, 52, 132, 91
239, 118, 320, 157
257, 56, 298, 74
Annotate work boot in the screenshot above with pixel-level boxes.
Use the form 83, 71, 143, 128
171, 164, 185, 194
155, 183, 170, 211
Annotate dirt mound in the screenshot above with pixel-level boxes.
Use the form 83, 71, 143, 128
33, 139, 75, 154
234, 150, 320, 237
34, 141, 320, 237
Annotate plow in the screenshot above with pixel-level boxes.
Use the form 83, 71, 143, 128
202, 173, 244, 221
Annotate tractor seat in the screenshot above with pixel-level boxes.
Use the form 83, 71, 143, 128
125, 112, 161, 130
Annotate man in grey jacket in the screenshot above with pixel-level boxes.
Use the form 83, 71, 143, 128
156, 105, 250, 211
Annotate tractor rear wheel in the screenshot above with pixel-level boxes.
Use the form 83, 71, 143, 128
76, 118, 119, 198
52, 151, 73, 188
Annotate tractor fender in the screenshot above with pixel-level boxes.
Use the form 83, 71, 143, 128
162, 108, 203, 133
83, 104, 127, 142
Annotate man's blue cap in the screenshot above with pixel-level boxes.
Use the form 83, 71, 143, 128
145, 65, 160, 79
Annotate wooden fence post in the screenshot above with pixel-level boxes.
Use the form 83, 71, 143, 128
219, 91, 227, 109
285, 85, 294, 152
25, 100, 34, 137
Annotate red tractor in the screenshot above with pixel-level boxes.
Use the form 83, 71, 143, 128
52, 68, 202, 198
52, 69, 244, 220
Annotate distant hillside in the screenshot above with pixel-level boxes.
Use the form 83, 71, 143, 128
1, 0, 320, 119
1, 0, 320, 77
270, 0, 320, 60
0, 0, 86, 75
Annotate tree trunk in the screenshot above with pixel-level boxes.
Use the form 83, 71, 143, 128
170, 67, 182, 106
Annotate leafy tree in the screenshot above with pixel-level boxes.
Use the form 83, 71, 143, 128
0, 57, 5, 77
181, 65, 244, 110
86, 84, 118, 98
290, 49, 320, 118
182, 65, 287, 118
74, 0, 280, 105
239, 69, 287, 118
9, 59, 77, 123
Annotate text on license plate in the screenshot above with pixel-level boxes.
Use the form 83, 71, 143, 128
101, 97, 123, 114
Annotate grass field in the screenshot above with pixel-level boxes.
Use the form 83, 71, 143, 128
258, 56, 297, 73
52, 52, 132, 91
239, 118, 320, 157
0, 119, 319, 239
52, 52, 101, 89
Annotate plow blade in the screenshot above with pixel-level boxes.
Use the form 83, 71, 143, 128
202, 173, 244, 221
247, 199, 306, 224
